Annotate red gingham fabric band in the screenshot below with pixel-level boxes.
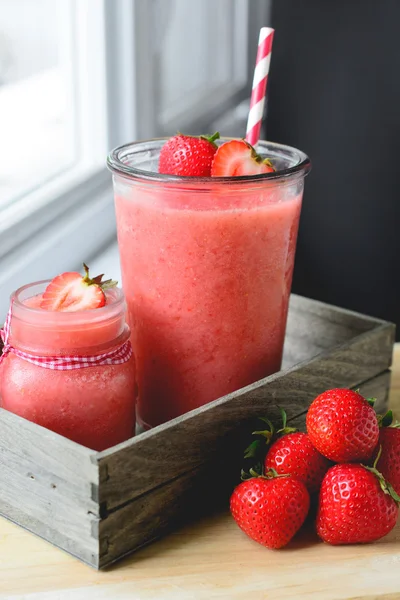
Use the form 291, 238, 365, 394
0, 304, 133, 370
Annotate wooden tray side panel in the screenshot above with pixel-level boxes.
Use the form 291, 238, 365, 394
98, 369, 392, 569
99, 463, 228, 569
283, 294, 384, 368
0, 409, 100, 567
97, 319, 395, 511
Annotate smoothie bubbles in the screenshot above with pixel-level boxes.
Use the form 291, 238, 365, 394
0, 268, 136, 451
108, 28, 311, 430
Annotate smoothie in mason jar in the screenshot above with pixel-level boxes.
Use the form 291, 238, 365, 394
108, 139, 310, 429
0, 270, 136, 451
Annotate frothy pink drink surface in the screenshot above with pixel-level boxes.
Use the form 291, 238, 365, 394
115, 184, 302, 428
0, 293, 136, 451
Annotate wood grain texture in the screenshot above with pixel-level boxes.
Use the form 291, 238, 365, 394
96, 296, 394, 512
0, 409, 100, 567
0, 409, 98, 510
98, 463, 225, 568
282, 294, 386, 368
0, 343, 399, 599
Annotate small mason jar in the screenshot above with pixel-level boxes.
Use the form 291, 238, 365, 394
0, 281, 136, 451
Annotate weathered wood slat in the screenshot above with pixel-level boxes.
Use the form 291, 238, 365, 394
98, 368, 392, 568
96, 317, 394, 511
283, 294, 386, 367
0, 408, 100, 566
0, 441, 99, 517
98, 463, 228, 568
0, 408, 97, 482
358, 370, 391, 413
0, 464, 99, 543
0, 495, 99, 568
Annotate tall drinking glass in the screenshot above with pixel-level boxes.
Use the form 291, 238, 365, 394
108, 140, 311, 429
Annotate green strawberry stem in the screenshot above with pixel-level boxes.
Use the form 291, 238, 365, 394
244, 409, 298, 462
200, 132, 220, 146
377, 409, 394, 427
243, 139, 275, 170
277, 407, 298, 436
244, 439, 261, 459
241, 466, 290, 482
252, 417, 275, 443
82, 263, 118, 290
363, 445, 400, 504
373, 445, 383, 468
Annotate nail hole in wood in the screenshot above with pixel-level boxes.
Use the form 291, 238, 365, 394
51, 483, 57, 489
29, 474, 35, 480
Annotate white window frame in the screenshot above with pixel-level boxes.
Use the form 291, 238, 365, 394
0, 0, 138, 317
125, 0, 253, 139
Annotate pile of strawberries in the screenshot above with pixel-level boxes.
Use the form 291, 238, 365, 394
230, 389, 400, 549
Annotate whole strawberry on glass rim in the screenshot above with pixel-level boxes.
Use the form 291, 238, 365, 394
158, 132, 220, 177
40, 264, 117, 311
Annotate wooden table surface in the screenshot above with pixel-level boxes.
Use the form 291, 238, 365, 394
1, 350, 400, 600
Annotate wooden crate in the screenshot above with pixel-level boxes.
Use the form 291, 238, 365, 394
0, 295, 395, 568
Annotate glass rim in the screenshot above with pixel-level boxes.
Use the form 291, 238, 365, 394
12, 280, 125, 322
107, 137, 311, 185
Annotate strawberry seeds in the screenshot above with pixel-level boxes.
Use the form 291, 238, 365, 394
230, 390, 400, 549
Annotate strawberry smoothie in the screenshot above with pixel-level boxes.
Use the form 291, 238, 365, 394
0, 283, 136, 450
108, 139, 310, 429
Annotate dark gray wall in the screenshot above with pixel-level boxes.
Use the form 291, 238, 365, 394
267, 0, 400, 337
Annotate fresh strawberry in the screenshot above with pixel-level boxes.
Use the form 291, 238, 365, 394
40, 264, 117, 312
317, 463, 399, 545
230, 474, 310, 549
211, 139, 275, 176
373, 425, 400, 496
158, 132, 219, 176
306, 389, 379, 462
265, 432, 330, 494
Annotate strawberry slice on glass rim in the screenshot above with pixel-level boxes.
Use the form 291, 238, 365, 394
40, 264, 117, 312
211, 139, 275, 177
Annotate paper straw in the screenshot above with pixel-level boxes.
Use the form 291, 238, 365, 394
245, 27, 275, 148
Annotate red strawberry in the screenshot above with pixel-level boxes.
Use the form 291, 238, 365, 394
265, 432, 330, 494
317, 463, 399, 545
158, 132, 219, 176
374, 425, 400, 496
230, 474, 310, 549
40, 264, 117, 312
211, 139, 275, 176
306, 389, 379, 462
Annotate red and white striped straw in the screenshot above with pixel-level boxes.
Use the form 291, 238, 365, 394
245, 27, 275, 148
